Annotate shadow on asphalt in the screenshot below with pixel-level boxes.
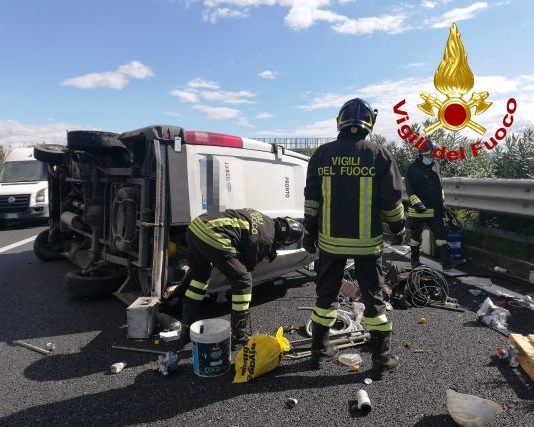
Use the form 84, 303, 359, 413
1, 357, 392, 426
413, 415, 455, 426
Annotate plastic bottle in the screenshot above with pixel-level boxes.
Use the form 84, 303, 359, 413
357, 390, 372, 413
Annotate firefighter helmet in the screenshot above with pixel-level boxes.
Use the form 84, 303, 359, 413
421, 138, 436, 155
274, 217, 304, 246
336, 98, 378, 134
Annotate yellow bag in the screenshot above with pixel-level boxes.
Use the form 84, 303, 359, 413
233, 327, 290, 383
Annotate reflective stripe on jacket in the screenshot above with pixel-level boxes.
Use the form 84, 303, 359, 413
405, 158, 445, 219
303, 135, 404, 256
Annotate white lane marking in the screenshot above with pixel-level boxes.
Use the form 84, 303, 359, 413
0, 235, 37, 254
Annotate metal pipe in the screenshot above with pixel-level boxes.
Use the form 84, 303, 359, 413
111, 345, 167, 355
14, 340, 51, 355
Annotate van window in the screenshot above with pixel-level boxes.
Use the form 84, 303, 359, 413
0, 161, 48, 183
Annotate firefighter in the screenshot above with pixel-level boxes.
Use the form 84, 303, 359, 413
303, 98, 405, 378
405, 140, 453, 270
179, 208, 303, 348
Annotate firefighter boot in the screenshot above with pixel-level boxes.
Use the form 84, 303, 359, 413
310, 322, 339, 370
370, 331, 400, 380
231, 310, 252, 350
179, 299, 201, 347
410, 246, 421, 269
439, 244, 453, 270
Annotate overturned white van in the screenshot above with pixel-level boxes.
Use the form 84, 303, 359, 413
0, 147, 49, 223
33, 126, 315, 304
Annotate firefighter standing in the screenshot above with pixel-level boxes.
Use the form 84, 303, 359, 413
303, 98, 406, 377
406, 140, 453, 270
179, 208, 303, 348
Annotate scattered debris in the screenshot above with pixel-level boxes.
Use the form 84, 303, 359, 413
413, 349, 430, 353
111, 362, 127, 374
496, 347, 508, 360
477, 297, 510, 333
157, 312, 182, 332
363, 378, 373, 385
338, 352, 362, 368
153, 352, 180, 376
356, 389, 372, 414
159, 330, 180, 342
111, 345, 167, 355
351, 364, 362, 373
284, 398, 298, 409
446, 389, 503, 427
14, 340, 50, 356
418, 316, 428, 325
404, 342, 411, 349
468, 289, 482, 296
45, 342, 56, 351
508, 334, 534, 381
507, 345, 519, 368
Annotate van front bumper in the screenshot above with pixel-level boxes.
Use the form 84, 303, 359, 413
0, 205, 49, 221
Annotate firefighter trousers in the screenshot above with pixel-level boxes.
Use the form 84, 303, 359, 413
409, 218, 448, 248
182, 229, 252, 313
310, 252, 392, 333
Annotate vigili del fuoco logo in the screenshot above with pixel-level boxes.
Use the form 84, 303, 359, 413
393, 23, 517, 161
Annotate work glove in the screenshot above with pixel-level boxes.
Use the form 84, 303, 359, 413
413, 202, 427, 213
391, 228, 406, 245
302, 231, 318, 254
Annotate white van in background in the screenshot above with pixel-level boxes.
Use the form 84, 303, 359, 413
0, 147, 49, 223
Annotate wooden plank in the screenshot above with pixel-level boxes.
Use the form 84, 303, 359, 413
509, 334, 534, 382
509, 334, 534, 359
516, 353, 534, 382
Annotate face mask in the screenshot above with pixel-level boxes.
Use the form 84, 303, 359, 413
422, 156, 434, 165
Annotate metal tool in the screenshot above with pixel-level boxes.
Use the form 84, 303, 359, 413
284, 331, 370, 359
111, 345, 167, 355
14, 340, 51, 355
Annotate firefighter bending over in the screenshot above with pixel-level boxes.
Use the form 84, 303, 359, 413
179, 208, 303, 349
303, 98, 406, 378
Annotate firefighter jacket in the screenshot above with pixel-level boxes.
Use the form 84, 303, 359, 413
405, 158, 445, 219
188, 208, 276, 271
303, 135, 405, 256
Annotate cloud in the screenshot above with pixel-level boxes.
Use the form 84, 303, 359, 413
187, 78, 220, 89
278, 72, 533, 140
258, 70, 278, 79
428, 2, 489, 28
169, 89, 199, 103
200, 89, 256, 104
61, 61, 154, 90
165, 112, 183, 117
0, 120, 86, 147
192, 104, 243, 120
197, 1, 409, 35
331, 14, 407, 35
255, 113, 275, 119
202, 7, 249, 22
420, 0, 437, 8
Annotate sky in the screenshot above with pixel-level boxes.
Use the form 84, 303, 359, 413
1, 0, 533, 147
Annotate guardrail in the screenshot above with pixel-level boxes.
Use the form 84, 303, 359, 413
403, 178, 534, 218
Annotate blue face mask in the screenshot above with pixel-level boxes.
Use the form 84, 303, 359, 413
422, 156, 434, 165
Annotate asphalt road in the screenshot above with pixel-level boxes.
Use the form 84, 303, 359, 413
0, 222, 533, 426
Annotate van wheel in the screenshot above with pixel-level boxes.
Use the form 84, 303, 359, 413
65, 268, 124, 298
34, 229, 64, 261
34, 144, 69, 164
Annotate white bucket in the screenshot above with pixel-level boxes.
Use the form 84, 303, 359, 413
190, 318, 231, 377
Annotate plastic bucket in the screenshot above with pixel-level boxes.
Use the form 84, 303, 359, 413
190, 318, 231, 377
447, 232, 464, 260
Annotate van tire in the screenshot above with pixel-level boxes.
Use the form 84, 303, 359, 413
34, 144, 69, 164
65, 268, 124, 298
67, 131, 125, 151
34, 229, 64, 261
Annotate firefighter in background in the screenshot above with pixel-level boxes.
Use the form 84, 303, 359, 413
303, 98, 405, 377
405, 140, 453, 270
179, 208, 303, 348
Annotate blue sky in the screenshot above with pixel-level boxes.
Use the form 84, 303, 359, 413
1, 0, 533, 146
